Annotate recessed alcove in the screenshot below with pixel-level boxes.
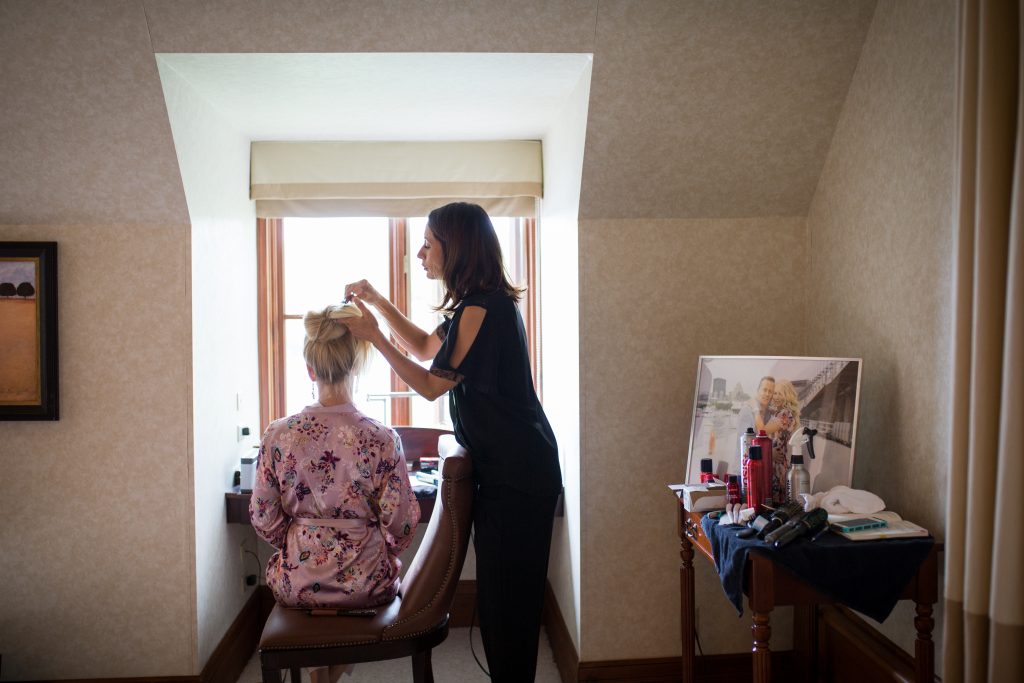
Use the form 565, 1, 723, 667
157, 51, 592, 663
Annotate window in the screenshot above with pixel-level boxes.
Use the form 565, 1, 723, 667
257, 216, 539, 432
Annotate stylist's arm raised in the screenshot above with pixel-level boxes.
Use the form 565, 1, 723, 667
343, 279, 442, 362
341, 294, 484, 401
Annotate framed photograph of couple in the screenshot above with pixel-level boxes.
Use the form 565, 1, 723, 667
685, 356, 862, 494
0, 242, 59, 420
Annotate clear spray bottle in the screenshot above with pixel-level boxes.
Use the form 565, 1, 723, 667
786, 430, 811, 502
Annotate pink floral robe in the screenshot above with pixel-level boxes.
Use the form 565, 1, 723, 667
249, 402, 420, 609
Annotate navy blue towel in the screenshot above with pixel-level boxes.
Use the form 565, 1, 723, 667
701, 515, 934, 622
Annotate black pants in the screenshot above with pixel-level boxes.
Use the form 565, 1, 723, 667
473, 484, 558, 683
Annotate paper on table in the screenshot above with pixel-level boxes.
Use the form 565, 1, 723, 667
827, 511, 929, 540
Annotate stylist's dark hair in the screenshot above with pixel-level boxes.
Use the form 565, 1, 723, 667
427, 202, 523, 312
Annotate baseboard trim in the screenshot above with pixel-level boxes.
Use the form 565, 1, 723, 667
576, 651, 796, 682
26, 582, 918, 683
199, 586, 274, 683
20, 587, 272, 683
541, 581, 798, 683
542, 580, 580, 683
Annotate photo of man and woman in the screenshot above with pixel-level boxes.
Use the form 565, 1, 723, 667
686, 356, 862, 495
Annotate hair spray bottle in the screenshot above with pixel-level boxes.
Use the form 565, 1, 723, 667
745, 445, 768, 510
739, 427, 755, 499
753, 430, 775, 504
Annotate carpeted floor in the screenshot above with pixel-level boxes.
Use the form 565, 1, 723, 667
238, 626, 561, 682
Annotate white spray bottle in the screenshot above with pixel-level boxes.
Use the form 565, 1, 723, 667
786, 430, 811, 502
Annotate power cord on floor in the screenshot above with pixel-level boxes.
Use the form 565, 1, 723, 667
469, 599, 491, 677
468, 530, 490, 677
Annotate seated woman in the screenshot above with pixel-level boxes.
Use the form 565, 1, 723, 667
250, 302, 420, 610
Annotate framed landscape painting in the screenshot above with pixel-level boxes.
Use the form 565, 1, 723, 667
685, 356, 862, 494
0, 242, 58, 420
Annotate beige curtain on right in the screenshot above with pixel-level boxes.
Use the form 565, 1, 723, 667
944, 0, 1024, 681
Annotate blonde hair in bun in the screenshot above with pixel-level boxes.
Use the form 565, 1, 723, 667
303, 303, 372, 387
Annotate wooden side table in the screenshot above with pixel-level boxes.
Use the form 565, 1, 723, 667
674, 496, 938, 683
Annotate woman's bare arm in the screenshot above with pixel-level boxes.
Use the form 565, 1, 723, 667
344, 299, 485, 401
344, 279, 441, 361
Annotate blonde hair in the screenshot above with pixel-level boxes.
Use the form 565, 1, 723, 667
774, 380, 802, 432
303, 303, 372, 387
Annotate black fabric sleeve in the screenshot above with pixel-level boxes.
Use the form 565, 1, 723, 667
429, 295, 492, 385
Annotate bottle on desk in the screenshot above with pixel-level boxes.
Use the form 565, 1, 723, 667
739, 427, 755, 498
786, 454, 810, 502
786, 429, 811, 503
726, 474, 741, 519
745, 444, 769, 511
752, 429, 775, 503
700, 457, 716, 483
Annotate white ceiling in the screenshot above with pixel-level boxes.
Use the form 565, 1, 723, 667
156, 52, 592, 141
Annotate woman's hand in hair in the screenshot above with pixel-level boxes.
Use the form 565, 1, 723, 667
344, 280, 383, 307
341, 298, 383, 343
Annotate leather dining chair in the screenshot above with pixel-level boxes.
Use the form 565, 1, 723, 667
258, 432, 473, 683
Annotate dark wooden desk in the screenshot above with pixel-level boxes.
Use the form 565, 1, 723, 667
674, 497, 939, 683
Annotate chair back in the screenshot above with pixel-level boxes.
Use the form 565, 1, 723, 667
385, 435, 473, 640
393, 426, 452, 465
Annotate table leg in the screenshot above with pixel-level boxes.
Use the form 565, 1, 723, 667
752, 610, 772, 683
913, 546, 938, 683
749, 555, 774, 683
679, 528, 695, 683
915, 602, 935, 683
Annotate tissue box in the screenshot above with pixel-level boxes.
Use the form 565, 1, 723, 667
681, 483, 726, 512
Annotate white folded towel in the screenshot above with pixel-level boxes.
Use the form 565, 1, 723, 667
800, 485, 885, 514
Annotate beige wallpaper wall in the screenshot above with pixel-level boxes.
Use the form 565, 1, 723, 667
0, 0, 188, 225
0, 0, 961, 676
579, 0, 877, 219
579, 216, 806, 659
804, 0, 957, 662
806, 0, 956, 547
0, 222, 195, 679
0, 2, 199, 679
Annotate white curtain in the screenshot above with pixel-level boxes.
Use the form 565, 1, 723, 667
944, 0, 1024, 680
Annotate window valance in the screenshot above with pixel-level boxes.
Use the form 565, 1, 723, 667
250, 140, 542, 218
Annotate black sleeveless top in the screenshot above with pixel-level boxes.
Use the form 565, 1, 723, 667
429, 290, 561, 497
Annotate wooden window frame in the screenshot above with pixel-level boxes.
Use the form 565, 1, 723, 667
257, 215, 541, 432
257, 218, 286, 434
522, 217, 542, 397
387, 218, 412, 425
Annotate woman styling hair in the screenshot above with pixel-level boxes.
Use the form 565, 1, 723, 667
343, 202, 561, 682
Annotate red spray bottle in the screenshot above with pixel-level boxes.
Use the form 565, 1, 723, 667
745, 444, 768, 510
752, 429, 775, 504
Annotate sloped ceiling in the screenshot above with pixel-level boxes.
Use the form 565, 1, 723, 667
581, 0, 878, 218
0, 0, 878, 225
144, 0, 878, 219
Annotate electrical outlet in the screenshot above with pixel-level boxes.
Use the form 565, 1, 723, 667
237, 425, 251, 442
